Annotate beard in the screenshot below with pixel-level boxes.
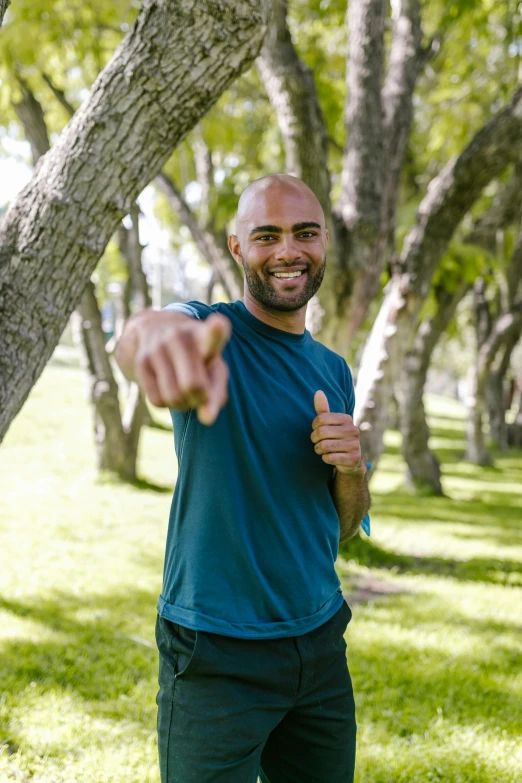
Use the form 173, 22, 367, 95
242, 257, 326, 312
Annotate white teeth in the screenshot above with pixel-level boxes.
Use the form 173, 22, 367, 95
273, 271, 303, 278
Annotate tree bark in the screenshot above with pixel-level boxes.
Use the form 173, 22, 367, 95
0, 0, 10, 28
355, 86, 522, 468
0, 0, 270, 443
397, 281, 469, 494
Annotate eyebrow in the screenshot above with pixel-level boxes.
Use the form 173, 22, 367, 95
249, 221, 322, 237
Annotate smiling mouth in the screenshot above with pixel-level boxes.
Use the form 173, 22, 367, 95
270, 270, 306, 279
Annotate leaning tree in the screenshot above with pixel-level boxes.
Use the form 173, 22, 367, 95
0, 0, 271, 443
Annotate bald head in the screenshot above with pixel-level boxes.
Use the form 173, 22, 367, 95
236, 175, 325, 240
228, 174, 328, 314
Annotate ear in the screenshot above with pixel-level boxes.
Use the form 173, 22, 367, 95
228, 234, 243, 266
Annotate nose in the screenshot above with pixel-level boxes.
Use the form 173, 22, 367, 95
275, 233, 301, 262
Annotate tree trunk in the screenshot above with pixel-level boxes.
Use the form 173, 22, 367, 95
0, 0, 10, 28
485, 369, 508, 450
467, 275, 522, 463
0, 0, 270, 443
507, 389, 522, 447
480, 220, 522, 451
466, 367, 492, 465
344, 0, 425, 343
118, 202, 152, 312
397, 282, 469, 494
73, 282, 140, 480
74, 281, 148, 480
355, 86, 522, 469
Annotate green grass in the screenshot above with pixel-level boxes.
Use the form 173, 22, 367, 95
1, 363, 521, 782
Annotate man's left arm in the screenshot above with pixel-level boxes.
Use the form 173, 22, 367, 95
331, 466, 371, 542
311, 390, 371, 543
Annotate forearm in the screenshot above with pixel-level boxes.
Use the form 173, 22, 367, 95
332, 466, 371, 542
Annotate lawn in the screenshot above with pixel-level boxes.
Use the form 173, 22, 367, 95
1, 360, 521, 782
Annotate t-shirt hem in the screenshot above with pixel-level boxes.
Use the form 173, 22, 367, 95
157, 589, 344, 639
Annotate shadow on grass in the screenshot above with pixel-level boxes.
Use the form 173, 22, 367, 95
370, 488, 522, 535
0, 590, 159, 731
340, 535, 522, 585
146, 418, 173, 433
2, 586, 520, 746
95, 473, 174, 493
128, 477, 174, 493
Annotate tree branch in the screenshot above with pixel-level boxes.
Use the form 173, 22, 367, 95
355, 85, 522, 468
0, 0, 10, 28
12, 77, 51, 164
0, 0, 270, 442
478, 295, 522, 392
155, 171, 242, 302
466, 162, 522, 252
42, 73, 78, 117
401, 86, 522, 301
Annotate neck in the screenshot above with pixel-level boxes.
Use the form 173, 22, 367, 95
241, 292, 306, 334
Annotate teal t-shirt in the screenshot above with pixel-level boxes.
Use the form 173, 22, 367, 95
157, 299, 356, 639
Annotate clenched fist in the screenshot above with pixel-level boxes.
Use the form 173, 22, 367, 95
310, 390, 364, 476
116, 309, 231, 425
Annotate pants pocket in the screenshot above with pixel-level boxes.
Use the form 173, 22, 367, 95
157, 615, 199, 679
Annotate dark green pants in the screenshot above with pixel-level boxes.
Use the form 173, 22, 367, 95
156, 601, 356, 783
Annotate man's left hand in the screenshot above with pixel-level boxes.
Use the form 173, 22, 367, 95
311, 390, 364, 477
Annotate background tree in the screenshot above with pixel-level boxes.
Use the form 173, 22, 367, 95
10, 71, 153, 480
0, 0, 271, 444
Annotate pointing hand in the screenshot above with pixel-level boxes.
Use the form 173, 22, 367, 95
132, 311, 231, 425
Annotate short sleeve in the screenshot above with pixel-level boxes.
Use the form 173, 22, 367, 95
342, 360, 355, 418
161, 301, 212, 320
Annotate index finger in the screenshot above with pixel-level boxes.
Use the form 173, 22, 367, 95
196, 314, 232, 361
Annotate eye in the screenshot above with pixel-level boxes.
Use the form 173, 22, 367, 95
298, 232, 318, 239
256, 235, 276, 241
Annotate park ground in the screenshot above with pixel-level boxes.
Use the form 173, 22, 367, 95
0, 358, 521, 783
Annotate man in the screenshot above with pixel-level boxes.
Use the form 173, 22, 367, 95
115, 174, 371, 783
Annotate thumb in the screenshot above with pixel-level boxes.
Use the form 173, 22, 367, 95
314, 390, 330, 416
197, 314, 232, 362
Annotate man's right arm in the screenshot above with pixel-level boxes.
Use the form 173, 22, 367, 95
114, 307, 231, 425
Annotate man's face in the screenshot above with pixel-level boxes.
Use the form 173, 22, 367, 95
229, 184, 328, 312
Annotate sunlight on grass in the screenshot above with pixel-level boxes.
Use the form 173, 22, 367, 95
1, 365, 521, 782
